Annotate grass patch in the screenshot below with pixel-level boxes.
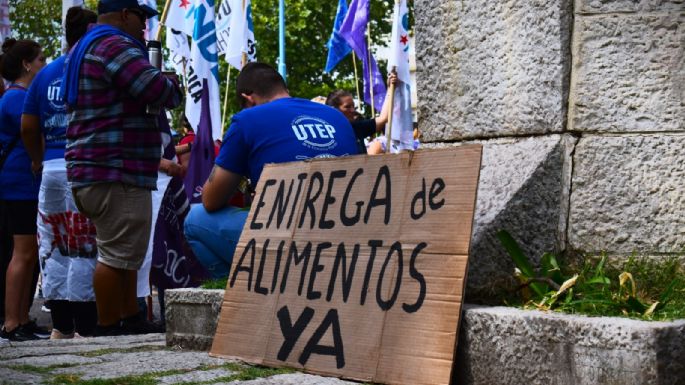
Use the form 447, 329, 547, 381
45, 361, 294, 385
498, 230, 685, 321
200, 278, 228, 289
8, 363, 79, 375
48, 369, 189, 385
78, 345, 168, 357
193, 362, 295, 384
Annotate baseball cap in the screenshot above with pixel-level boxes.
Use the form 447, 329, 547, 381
98, 0, 159, 18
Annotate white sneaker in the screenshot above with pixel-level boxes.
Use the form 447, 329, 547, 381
41, 305, 51, 313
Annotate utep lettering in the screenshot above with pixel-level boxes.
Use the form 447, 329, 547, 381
230, 166, 447, 369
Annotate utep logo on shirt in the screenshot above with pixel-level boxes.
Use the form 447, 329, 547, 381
291, 115, 339, 151
47, 78, 66, 112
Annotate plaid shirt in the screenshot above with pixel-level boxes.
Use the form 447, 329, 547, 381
66, 33, 182, 189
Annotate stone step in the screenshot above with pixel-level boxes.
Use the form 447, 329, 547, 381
165, 288, 685, 385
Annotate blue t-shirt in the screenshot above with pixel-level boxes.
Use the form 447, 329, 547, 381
216, 97, 359, 186
0, 86, 40, 200
23, 55, 68, 161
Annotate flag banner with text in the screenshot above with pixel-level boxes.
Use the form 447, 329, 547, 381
167, 0, 222, 140
221, 0, 256, 69
387, 0, 413, 152
211, 146, 482, 385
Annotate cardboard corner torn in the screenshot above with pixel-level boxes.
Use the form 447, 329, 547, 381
210, 146, 482, 385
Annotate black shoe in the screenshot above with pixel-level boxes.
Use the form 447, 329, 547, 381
120, 314, 165, 335
21, 320, 50, 339
1, 326, 40, 342
94, 323, 123, 337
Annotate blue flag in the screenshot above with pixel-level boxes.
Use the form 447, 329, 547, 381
324, 0, 352, 73
183, 79, 216, 204
338, 0, 386, 110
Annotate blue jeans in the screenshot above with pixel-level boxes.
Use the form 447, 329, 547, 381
184, 204, 249, 280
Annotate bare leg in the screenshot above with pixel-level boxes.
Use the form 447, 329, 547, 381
121, 269, 138, 319
4, 235, 38, 331
92, 262, 123, 327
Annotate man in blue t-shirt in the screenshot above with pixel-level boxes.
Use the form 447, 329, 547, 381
184, 62, 359, 279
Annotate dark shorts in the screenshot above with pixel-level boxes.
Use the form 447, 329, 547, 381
0, 200, 38, 235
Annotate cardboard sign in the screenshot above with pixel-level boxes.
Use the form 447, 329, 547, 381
210, 146, 482, 385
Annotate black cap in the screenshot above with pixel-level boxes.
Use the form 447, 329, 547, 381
98, 0, 158, 18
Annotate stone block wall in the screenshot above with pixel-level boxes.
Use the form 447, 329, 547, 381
415, 0, 685, 300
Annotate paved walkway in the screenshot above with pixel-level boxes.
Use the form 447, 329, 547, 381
0, 334, 359, 385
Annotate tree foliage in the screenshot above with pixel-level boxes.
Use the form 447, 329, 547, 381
218, 0, 398, 116
7, 0, 407, 121
8, 0, 62, 59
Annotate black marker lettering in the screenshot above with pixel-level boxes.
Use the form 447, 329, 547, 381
364, 166, 391, 225
298, 309, 345, 369
376, 241, 403, 311
319, 170, 347, 229
340, 168, 364, 226
403, 242, 427, 313
250, 179, 277, 229
298, 172, 324, 229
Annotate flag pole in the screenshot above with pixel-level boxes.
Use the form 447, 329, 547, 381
155, 0, 173, 41
352, 52, 362, 110
278, 0, 287, 81
367, 23, 375, 116
241, 0, 248, 67
221, 65, 232, 130
385, 67, 396, 154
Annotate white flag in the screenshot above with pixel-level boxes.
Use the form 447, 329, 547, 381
165, 27, 190, 74
214, 0, 233, 55
165, 0, 195, 36
182, 0, 222, 141
140, 0, 160, 41
61, 1, 84, 53
224, 0, 256, 69
387, 0, 413, 152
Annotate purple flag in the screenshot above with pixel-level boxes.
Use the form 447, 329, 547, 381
338, 0, 386, 110
183, 79, 216, 204
151, 116, 209, 290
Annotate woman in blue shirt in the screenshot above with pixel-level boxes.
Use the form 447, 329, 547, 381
22, 7, 99, 339
0, 38, 47, 341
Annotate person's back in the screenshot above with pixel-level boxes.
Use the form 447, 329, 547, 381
184, 62, 358, 280
218, 97, 358, 187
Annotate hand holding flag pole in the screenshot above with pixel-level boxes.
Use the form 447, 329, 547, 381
385, 67, 397, 154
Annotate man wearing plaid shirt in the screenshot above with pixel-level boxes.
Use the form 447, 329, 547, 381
63, 0, 182, 336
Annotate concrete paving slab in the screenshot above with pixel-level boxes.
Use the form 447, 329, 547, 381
52, 349, 232, 380
3, 353, 101, 367
0, 367, 43, 385
0, 334, 165, 360
221, 373, 358, 384
157, 368, 236, 384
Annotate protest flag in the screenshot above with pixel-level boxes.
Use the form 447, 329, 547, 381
224, 0, 256, 69
61, 1, 84, 52
324, 0, 352, 73
149, 113, 209, 291
140, 0, 160, 41
164, 0, 194, 36
165, 26, 190, 75
184, 79, 215, 204
387, 0, 413, 152
339, 0, 386, 111
165, 0, 222, 140
0, 0, 10, 42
